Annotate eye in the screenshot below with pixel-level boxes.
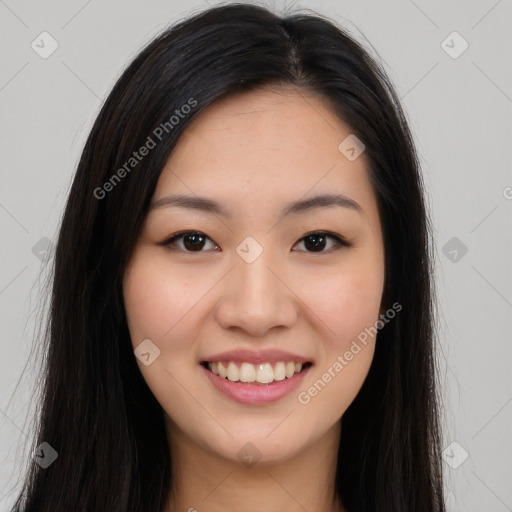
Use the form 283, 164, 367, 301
160, 230, 348, 253
160, 231, 219, 252
292, 231, 348, 253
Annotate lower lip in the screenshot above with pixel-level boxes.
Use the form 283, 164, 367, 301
201, 364, 311, 406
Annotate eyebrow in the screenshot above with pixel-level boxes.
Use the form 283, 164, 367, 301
149, 193, 363, 218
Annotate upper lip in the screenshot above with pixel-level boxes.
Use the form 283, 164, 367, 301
201, 349, 312, 365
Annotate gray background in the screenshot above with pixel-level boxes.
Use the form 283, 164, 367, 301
0, 0, 511, 510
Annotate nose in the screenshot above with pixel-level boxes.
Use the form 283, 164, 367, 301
214, 252, 299, 337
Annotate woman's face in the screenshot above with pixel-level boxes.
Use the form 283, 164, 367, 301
123, 86, 385, 466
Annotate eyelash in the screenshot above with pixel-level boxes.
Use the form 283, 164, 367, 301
159, 230, 349, 254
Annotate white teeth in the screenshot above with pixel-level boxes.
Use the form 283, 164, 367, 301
274, 362, 286, 381
218, 362, 227, 378
239, 362, 256, 382
206, 360, 307, 384
227, 362, 239, 381
256, 363, 274, 384
285, 362, 295, 378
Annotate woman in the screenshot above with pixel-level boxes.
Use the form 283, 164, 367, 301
12, 3, 445, 511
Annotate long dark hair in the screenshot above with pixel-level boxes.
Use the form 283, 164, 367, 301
11, 3, 445, 511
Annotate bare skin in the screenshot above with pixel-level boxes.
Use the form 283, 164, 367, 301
123, 85, 385, 512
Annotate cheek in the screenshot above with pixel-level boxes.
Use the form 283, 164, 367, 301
123, 250, 206, 348
123, 252, 208, 414
295, 272, 381, 417
299, 255, 384, 345
294, 252, 384, 411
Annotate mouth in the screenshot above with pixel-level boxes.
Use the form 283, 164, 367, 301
200, 358, 313, 405
199, 348, 314, 405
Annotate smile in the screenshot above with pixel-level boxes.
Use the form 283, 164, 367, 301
203, 361, 311, 385
200, 360, 313, 405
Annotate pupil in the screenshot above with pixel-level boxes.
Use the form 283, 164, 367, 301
306, 234, 325, 252
184, 233, 204, 251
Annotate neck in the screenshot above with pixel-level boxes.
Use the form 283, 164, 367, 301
164, 419, 345, 512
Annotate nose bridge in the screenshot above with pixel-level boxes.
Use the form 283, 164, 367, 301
215, 245, 298, 336
237, 250, 278, 302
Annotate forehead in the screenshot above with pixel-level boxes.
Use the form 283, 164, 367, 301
154, 85, 378, 225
